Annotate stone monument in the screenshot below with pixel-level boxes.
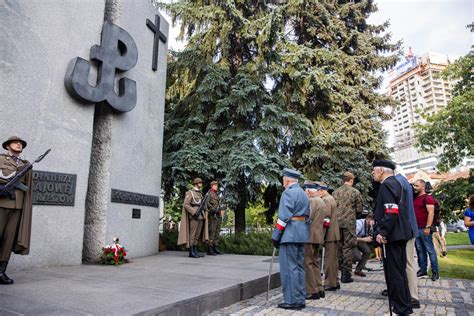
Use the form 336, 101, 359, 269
0, 0, 168, 269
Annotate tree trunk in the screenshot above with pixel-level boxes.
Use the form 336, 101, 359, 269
234, 198, 246, 233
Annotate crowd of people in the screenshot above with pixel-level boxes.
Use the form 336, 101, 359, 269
268, 160, 461, 315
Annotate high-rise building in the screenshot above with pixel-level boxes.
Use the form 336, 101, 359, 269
387, 49, 473, 173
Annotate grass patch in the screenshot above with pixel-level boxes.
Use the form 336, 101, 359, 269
438, 249, 474, 280
445, 232, 471, 246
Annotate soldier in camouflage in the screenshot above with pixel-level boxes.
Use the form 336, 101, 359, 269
332, 172, 364, 283
205, 181, 224, 255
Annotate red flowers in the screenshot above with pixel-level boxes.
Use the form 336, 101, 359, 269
99, 239, 129, 265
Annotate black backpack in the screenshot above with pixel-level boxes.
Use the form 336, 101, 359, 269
423, 194, 442, 227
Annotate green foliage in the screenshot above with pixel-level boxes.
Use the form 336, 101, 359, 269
160, 229, 181, 251
155, 0, 399, 229
415, 47, 474, 171
219, 231, 274, 256
434, 170, 474, 222
245, 201, 274, 229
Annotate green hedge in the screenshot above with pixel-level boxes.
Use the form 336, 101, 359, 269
160, 229, 274, 256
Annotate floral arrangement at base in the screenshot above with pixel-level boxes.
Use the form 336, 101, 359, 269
100, 237, 129, 265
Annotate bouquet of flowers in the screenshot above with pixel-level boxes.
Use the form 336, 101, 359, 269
100, 237, 129, 265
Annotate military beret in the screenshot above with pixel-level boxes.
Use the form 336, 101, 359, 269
2, 135, 27, 150
210, 181, 218, 186
303, 180, 317, 189
372, 159, 396, 170
283, 168, 302, 179
193, 177, 203, 184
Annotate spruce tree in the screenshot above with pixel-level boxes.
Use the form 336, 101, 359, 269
157, 0, 310, 232
273, 0, 399, 198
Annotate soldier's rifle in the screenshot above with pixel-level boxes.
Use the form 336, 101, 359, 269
0, 149, 51, 199
192, 189, 210, 219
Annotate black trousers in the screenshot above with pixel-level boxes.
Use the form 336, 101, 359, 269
385, 240, 413, 315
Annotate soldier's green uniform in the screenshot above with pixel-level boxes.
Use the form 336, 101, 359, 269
332, 173, 363, 283
205, 181, 224, 255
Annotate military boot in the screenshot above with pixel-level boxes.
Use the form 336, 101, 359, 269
0, 261, 14, 285
189, 246, 199, 258
341, 271, 353, 283
213, 245, 223, 255
207, 245, 217, 256
195, 246, 204, 257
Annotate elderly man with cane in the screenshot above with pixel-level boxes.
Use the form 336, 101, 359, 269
372, 160, 413, 315
271, 168, 310, 310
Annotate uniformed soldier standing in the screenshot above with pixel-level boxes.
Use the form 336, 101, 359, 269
272, 168, 310, 310
177, 178, 209, 258
332, 172, 363, 283
372, 160, 413, 315
0, 136, 33, 285
315, 182, 340, 291
303, 181, 328, 300
205, 180, 224, 255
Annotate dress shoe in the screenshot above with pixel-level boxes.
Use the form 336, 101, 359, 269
305, 292, 320, 300
381, 289, 388, 296
411, 299, 420, 309
341, 276, 353, 283
324, 286, 338, 291
0, 261, 13, 285
319, 291, 325, 298
277, 303, 303, 310
431, 271, 440, 281
354, 271, 366, 277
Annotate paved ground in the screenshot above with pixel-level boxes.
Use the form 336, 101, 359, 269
210, 260, 474, 316
0, 251, 280, 315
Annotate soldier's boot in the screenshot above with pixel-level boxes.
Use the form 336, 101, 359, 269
0, 261, 14, 285
195, 246, 205, 257
189, 246, 199, 258
341, 271, 353, 283
213, 245, 223, 255
207, 245, 217, 256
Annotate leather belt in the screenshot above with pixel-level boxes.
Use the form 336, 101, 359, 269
291, 216, 305, 221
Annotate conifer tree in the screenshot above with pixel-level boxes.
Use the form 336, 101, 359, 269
273, 0, 399, 197
157, 0, 310, 232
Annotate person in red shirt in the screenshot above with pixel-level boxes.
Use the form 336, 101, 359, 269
413, 179, 439, 281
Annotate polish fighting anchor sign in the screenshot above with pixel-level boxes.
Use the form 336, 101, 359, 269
64, 15, 167, 113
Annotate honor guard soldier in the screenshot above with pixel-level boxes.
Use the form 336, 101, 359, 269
303, 181, 328, 300
372, 160, 413, 315
177, 178, 209, 258
0, 136, 33, 285
272, 168, 310, 310
314, 182, 340, 291
332, 172, 363, 283
205, 180, 224, 255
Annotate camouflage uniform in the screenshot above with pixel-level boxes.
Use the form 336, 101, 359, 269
205, 189, 223, 253
332, 184, 363, 279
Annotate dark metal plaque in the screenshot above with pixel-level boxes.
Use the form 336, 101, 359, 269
32, 171, 77, 206
132, 208, 141, 219
111, 189, 159, 207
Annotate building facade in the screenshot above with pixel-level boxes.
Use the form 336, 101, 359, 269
387, 50, 474, 174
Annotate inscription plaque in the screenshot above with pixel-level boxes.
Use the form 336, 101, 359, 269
111, 189, 159, 207
132, 208, 141, 219
32, 171, 77, 206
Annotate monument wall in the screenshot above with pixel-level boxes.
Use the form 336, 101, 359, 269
0, 0, 167, 268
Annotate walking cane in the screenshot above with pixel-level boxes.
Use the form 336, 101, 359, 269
267, 247, 277, 301
382, 243, 393, 316
321, 218, 331, 276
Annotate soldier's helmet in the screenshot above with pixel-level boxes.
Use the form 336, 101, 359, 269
2, 136, 27, 150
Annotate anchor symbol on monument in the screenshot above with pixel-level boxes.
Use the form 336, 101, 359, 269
64, 21, 138, 112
